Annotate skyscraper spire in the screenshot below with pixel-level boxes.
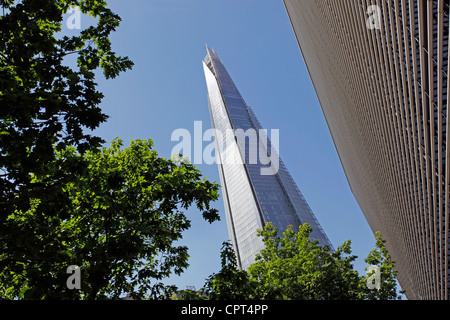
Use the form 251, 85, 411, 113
205, 43, 212, 56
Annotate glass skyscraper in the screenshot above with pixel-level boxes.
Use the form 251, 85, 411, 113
202, 46, 332, 270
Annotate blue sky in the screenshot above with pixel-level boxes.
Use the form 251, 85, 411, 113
72, 0, 375, 290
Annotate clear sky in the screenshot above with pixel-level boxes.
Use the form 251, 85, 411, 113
73, 0, 375, 290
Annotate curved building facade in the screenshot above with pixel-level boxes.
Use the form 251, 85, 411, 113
284, 0, 450, 299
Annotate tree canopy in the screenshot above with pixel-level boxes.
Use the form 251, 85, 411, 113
1, 0, 134, 217
0, 0, 221, 299
191, 223, 404, 300
1, 138, 220, 299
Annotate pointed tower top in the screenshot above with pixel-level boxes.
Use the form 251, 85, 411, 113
205, 44, 214, 57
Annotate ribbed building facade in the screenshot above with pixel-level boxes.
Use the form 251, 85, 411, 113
202, 47, 332, 270
284, 0, 450, 299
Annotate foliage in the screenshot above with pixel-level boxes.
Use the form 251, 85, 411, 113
201, 223, 404, 300
0, 0, 133, 224
362, 232, 405, 300
200, 241, 254, 300
248, 223, 361, 299
0, 0, 222, 300
0, 138, 220, 299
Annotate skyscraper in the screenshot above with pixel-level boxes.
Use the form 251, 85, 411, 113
283, 0, 450, 299
202, 46, 332, 270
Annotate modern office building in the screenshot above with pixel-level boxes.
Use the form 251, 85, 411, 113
202, 46, 332, 270
283, 0, 450, 299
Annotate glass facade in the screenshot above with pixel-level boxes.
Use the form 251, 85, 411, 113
283, 0, 450, 300
203, 47, 332, 270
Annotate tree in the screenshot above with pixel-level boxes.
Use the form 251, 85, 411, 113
361, 232, 405, 300
0, 0, 133, 227
202, 223, 404, 300
199, 241, 254, 300
1, 138, 220, 299
0, 0, 222, 300
247, 223, 363, 300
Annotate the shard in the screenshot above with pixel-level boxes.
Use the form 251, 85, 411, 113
202, 46, 332, 270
